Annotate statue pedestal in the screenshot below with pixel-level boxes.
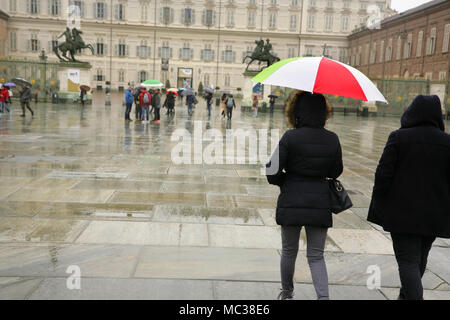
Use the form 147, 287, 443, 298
242, 70, 272, 110
57, 61, 92, 103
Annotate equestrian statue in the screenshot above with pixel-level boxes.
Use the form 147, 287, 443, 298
54, 27, 94, 63
243, 39, 280, 71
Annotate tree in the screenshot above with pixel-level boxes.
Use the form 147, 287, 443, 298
198, 82, 204, 96
165, 79, 171, 89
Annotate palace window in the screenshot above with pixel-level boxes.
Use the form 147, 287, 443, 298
9, 0, 17, 12
379, 40, 384, 63
27, 0, 40, 14
307, 15, 315, 30
95, 69, 105, 81
309, 0, 316, 7
385, 38, 392, 61
204, 74, 210, 87
10, 32, 17, 51
404, 33, 412, 59
324, 15, 333, 31
290, 15, 297, 30
140, 2, 148, 22
343, 1, 350, 9
49, 35, 58, 51
222, 45, 236, 63
305, 46, 314, 57
268, 13, 276, 29
202, 10, 216, 26
288, 47, 296, 58
115, 3, 125, 21
160, 7, 174, 24
248, 11, 256, 27
94, 2, 107, 19
442, 24, 450, 53
48, 0, 61, 16
181, 8, 195, 25
158, 41, 173, 59
116, 39, 128, 57
29, 34, 40, 52
69, 1, 85, 17
180, 43, 194, 60
96, 38, 107, 55
201, 44, 215, 62
341, 16, 349, 32
139, 71, 148, 83
416, 31, 423, 57
426, 28, 436, 55
119, 70, 125, 83
137, 40, 151, 58
227, 10, 235, 27
369, 42, 376, 64
225, 74, 231, 87
396, 36, 402, 60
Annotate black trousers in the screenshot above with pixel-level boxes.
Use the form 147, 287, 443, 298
21, 101, 34, 115
391, 233, 435, 300
226, 107, 233, 119
154, 107, 160, 121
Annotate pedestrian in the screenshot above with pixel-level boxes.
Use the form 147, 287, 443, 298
19, 84, 34, 117
205, 91, 213, 117
186, 93, 197, 116
152, 88, 161, 123
124, 86, 134, 122
139, 88, 151, 122
269, 96, 276, 114
368, 95, 450, 300
220, 93, 227, 118
134, 88, 142, 121
252, 95, 259, 117
266, 91, 341, 300
7, 87, 13, 105
80, 88, 87, 106
226, 94, 236, 120
0, 85, 10, 114
163, 91, 175, 114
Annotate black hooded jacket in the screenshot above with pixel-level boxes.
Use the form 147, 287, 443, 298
266, 93, 343, 228
368, 95, 450, 238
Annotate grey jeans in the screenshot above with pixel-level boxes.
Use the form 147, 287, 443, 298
281, 226, 329, 300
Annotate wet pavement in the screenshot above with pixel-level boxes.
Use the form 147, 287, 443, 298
0, 94, 449, 300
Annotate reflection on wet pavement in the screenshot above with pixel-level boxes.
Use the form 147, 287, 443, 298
0, 96, 449, 299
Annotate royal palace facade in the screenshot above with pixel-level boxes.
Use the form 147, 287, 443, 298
1, 0, 394, 92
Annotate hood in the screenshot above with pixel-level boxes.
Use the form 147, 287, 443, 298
294, 92, 327, 128
400, 95, 444, 131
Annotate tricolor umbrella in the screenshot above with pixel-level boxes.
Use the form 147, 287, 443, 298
252, 56, 387, 103
166, 88, 179, 96
141, 79, 163, 88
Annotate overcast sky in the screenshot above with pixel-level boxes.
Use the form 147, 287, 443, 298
390, 0, 434, 13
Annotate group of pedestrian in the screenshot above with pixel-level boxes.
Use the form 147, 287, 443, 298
266, 90, 450, 301
0, 83, 34, 117
124, 87, 162, 123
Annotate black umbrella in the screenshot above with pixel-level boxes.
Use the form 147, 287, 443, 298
11, 78, 31, 86
268, 94, 278, 99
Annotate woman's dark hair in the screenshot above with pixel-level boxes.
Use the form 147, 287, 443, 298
285, 90, 332, 128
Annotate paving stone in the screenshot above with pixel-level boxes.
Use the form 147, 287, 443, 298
208, 224, 281, 249
427, 247, 450, 283
28, 278, 214, 300
380, 287, 450, 300
327, 228, 394, 255
135, 247, 280, 281
109, 191, 205, 206
0, 278, 43, 300
152, 205, 263, 225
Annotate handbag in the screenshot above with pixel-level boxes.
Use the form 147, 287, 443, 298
327, 178, 353, 214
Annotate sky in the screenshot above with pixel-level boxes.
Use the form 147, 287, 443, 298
390, 0, 434, 13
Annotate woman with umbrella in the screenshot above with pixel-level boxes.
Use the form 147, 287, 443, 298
80, 85, 90, 106
220, 93, 228, 119
163, 90, 176, 115
269, 94, 278, 114
204, 87, 214, 117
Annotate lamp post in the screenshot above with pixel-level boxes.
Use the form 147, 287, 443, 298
105, 0, 113, 106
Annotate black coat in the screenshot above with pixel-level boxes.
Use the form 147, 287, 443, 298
267, 127, 343, 228
368, 95, 450, 238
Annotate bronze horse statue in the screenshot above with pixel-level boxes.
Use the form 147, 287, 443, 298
243, 39, 280, 71
54, 27, 94, 62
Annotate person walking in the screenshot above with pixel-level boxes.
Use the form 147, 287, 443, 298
368, 95, 450, 300
134, 88, 142, 121
80, 88, 87, 106
266, 91, 342, 300
0, 85, 10, 114
139, 88, 151, 122
205, 91, 213, 117
163, 91, 175, 114
19, 84, 34, 117
252, 95, 259, 117
186, 93, 197, 116
7, 87, 13, 106
152, 89, 161, 123
269, 96, 276, 114
226, 94, 236, 120
124, 87, 134, 122
220, 93, 228, 119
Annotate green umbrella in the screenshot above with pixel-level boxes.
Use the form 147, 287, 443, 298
141, 79, 163, 88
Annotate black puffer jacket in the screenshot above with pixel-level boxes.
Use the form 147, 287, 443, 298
267, 96, 343, 228
368, 95, 450, 238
